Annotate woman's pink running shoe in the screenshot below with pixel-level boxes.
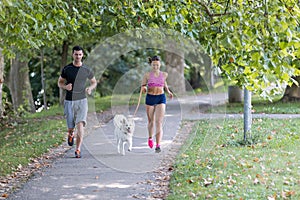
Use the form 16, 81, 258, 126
148, 138, 154, 148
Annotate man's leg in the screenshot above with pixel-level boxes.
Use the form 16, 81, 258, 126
74, 98, 88, 158
64, 100, 75, 146
76, 122, 84, 152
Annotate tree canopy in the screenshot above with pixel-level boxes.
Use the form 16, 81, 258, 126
1, 0, 300, 104
119, 0, 300, 98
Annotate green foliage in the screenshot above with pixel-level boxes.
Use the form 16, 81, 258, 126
126, 0, 300, 97
1, 0, 300, 113
168, 118, 300, 199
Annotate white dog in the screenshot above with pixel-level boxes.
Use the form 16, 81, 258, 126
113, 114, 135, 155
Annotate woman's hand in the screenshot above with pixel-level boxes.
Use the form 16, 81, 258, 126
168, 91, 173, 99
141, 86, 147, 94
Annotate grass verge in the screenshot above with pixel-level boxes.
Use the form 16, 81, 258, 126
0, 119, 65, 176
210, 101, 300, 114
167, 118, 300, 199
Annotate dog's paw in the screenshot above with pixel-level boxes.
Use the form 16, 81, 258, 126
128, 148, 132, 152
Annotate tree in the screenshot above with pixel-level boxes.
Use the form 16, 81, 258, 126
0, 0, 103, 110
123, 0, 300, 99
7, 55, 35, 113
0, 48, 4, 116
0, 0, 71, 112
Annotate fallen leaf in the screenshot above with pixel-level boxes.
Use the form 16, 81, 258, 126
267, 196, 276, 200
267, 135, 272, 140
256, 174, 261, 178
187, 179, 194, 184
283, 181, 290, 185
203, 178, 213, 187
286, 190, 296, 197
189, 192, 196, 198
1, 193, 9, 198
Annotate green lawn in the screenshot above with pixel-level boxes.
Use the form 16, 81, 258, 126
167, 118, 300, 199
0, 119, 66, 176
210, 100, 300, 114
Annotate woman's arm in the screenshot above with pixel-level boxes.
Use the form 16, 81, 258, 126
141, 73, 149, 94
163, 72, 173, 99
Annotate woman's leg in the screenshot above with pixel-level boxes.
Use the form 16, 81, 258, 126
154, 103, 166, 147
146, 105, 155, 147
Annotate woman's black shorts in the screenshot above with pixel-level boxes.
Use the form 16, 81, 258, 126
145, 93, 166, 106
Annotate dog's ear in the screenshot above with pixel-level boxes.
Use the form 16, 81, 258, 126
122, 118, 126, 124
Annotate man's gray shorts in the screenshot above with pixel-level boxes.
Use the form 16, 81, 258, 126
64, 98, 88, 129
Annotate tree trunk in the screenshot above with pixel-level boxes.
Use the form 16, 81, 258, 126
41, 49, 47, 110
59, 41, 69, 105
8, 55, 35, 113
165, 52, 186, 95
228, 85, 243, 103
281, 76, 300, 102
202, 54, 214, 89
0, 48, 4, 117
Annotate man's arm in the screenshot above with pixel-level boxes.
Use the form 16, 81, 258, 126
58, 76, 72, 91
86, 77, 97, 95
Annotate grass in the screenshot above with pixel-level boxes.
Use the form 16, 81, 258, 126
167, 118, 300, 199
209, 93, 300, 114
211, 101, 300, 114
0, 119, 66, 176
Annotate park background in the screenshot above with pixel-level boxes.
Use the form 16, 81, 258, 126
1, 1, 300, 199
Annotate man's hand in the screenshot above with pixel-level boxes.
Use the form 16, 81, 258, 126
86, 87, 92, 95
65, 83, 72, 91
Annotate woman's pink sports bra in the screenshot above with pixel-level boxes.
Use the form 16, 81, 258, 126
147, 72, 165, 87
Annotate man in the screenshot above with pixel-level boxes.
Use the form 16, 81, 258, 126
58, 46, 97, 158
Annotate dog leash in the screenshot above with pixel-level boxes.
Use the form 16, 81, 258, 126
133, 86, 144, 117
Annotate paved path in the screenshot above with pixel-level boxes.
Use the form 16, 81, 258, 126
6, 93, 300, 200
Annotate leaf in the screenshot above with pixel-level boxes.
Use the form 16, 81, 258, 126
253, 178, 260, 185
267, 196, 276, 200
35, 13, 43, 21
186, 179, 194, 184
203, 178, 213, 187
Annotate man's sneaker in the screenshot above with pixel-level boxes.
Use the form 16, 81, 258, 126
75, 150, 81, 158
67, 132, 74, 146
155, 146, 161, 153
148, 138, 154, 149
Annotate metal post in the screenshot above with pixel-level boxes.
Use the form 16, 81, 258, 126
244, 88, 252, 141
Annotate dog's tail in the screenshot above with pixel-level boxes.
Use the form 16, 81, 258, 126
133, 86, 143, 117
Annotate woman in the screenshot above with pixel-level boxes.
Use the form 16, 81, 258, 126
141, 55, 173, 153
